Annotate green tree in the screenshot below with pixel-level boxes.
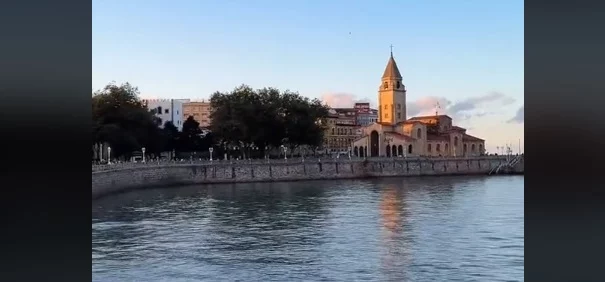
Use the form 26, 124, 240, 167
92, 82, 161, 159
209, 85, 329, 158
179, 116, 203, 152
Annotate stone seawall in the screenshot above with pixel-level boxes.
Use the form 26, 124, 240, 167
92, 157, 522, 199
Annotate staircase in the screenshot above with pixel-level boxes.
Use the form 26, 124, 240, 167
489, 154, 523, 175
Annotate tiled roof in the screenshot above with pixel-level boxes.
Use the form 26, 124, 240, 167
385, 131, 416, 141
462, 134, 484, 142
382, 54, 402, 79
408, 115, 452, 120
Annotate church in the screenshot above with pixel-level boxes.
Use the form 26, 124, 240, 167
351, 52, 486, 158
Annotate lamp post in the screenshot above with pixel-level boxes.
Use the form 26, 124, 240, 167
223, 144, 227, 160
142, 147, 146, 163
107, 146, 111, 164
209, 147, 213, 161
282, 145, 288, 161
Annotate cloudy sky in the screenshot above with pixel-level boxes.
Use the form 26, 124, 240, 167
93, 0, 524, 153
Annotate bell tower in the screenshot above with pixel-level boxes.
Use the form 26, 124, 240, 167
378, 47, 406, 125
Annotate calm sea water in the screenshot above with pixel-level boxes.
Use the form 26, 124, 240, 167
92, 175, 524, 282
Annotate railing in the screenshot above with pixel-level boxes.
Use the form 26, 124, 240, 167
93, 155, 508, 172
489, 154, 523, 175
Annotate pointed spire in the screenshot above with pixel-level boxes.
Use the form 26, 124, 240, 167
382, 52, 402, 79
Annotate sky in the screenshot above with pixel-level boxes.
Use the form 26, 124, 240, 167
93, 0, 524, 154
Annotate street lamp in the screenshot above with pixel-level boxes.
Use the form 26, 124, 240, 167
107, 146, 111, 164
142, 147, 146, 163
209, 147, 213, 161
283, 146, 288, 161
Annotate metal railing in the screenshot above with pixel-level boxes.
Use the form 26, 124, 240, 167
93, 155, 508, 172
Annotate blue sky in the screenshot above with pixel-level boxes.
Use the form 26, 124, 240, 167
93, 0, 524, 153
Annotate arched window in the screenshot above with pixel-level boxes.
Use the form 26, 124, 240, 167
392, 145, 397, 156
354, 146, 359, 156
471, 144, 476, 152
454, 136, 458, 146
384, 82, 388, 89
386, 145, 391, 157
417, 128, 422, 139
408, 144, 413, 154
396, 81, 401, 89
436, 144, 441, 152
398, 145, 403, 156
331, 128, 334, 135
479, 144, 483, 152
463, 144, 467, 154
445, 143, 449, 153
428, 144, 432, 152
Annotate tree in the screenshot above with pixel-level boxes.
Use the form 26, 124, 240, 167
92, 82, 161, 159
179, 116, 203, 152
209, 85, 330, 158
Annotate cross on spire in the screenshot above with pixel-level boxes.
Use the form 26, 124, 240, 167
435, 102, 441, 116
390, 44, 394, 56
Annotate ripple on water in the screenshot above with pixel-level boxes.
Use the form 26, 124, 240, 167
93, 176, 524, 282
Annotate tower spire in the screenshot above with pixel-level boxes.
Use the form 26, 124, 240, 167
390, 44, 393, 57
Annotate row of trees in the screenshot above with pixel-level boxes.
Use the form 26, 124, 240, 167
92, 82, 330, 159
209, 85, 330, 157
92, 82, 213, 159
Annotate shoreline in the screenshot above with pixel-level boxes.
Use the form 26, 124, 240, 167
92, 156, 523, 200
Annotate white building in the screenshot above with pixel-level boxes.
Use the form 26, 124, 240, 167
142, 99, 185, 131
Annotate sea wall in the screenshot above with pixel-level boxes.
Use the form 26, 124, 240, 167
92, 156, 522, 199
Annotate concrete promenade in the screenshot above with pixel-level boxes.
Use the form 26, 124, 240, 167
92, 156, 523, 199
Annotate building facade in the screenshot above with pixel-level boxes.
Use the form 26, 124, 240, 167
182, 100, 212, 128
142, 99, 185, 131
355, 103, 379, 126
322, 109, 360, 154
351, 52, 486, 158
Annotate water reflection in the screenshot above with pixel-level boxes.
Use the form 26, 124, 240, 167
93, 176, 524, 282
379, 185, 410, 281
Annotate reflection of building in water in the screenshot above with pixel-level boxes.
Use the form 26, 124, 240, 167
380, 186, 402, 234
379, 185, 410, 281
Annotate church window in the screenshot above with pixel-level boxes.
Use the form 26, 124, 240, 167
471, 144, 476, 152
397, 81, 401, 89
454, 136, 458, 146
384, 82, 388, 89
436, 144, 441, 152
349, 129, 352, 135
331, 128, 334, 135
397, 113, 401, 119
397, 104, 401, 109
417, 128, 422, 138
428, 144, 432, 152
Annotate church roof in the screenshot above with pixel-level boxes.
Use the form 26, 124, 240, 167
408, 114, 452, 120
462, 134, 484, 142
385, 132, 416, 142
382, 54, 402, 79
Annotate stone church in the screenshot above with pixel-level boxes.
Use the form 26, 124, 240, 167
351, 52, 486, 158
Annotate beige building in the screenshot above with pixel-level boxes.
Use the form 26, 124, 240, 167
182, 101, 212, 128
323, 109, 359, 153
352, 52, 486, 157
